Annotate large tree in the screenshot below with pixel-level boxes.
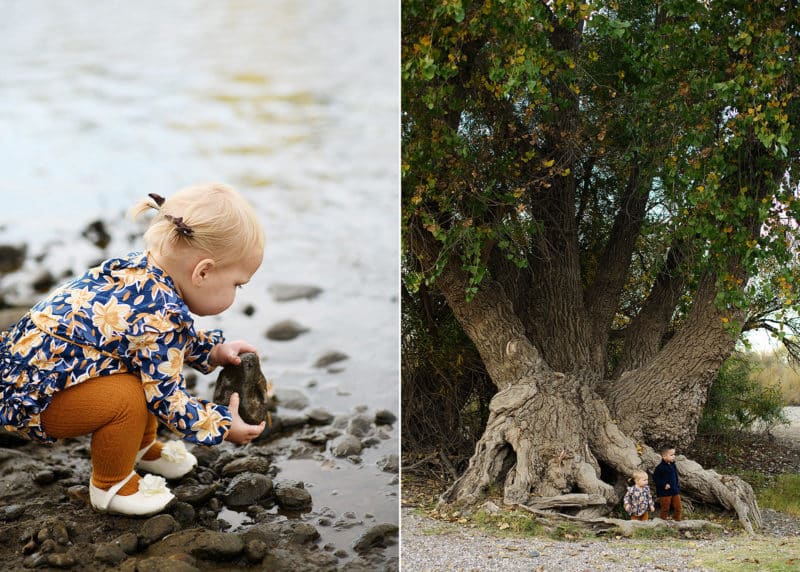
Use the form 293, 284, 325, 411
402, 0, 800, 531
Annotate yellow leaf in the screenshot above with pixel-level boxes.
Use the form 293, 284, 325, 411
542, 158, 555, 168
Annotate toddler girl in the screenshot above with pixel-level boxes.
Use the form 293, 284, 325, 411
0, 183, 266, 516
623, 469, 655, 521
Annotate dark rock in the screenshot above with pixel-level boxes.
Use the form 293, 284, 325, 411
280, 413, 309, 430
213, 352, 272, 424
66, 485, 89, 504
331, 434, 363, 457
377, 454, 399, 474
313, 351, 349, 368
274, 387, 309, 410
81, 220, 111, 249
307, 408, 334, 425
0, 244, 26, 274
148, 529, 244, 561
222, 473, 273, 508
192, 446, 221, 468
31, 271, 56, 293
244, 539, 268, 563
275, 486, 312, 512
221, 456, 270, 477
353, 523, 399, 552
242, 304, 256, 316
347, 415, 373, 438
95, 543, 128, 565
140, 514, 180, 547
375, 409, 397, 425
291, 523, 320, 544
1, 504, 24, 521
33, 470, 56, 485
172, 483, 218, 506
113, 532, 140, 555
268, 283, 322, 302
265, 319, 310, 341
169, 502, 196, 527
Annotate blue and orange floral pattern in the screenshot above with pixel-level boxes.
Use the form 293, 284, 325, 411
623, 484, 655, 517
0, 252, 232, 445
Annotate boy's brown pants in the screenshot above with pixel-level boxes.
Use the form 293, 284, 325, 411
40, 374, 163, 495
659, 494, 682, 521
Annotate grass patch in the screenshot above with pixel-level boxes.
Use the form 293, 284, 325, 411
628, 525, 682, 540
757, 473, 800, 516
471, 509, 544, 537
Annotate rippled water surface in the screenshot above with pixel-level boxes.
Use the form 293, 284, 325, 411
0, 0, 398, 558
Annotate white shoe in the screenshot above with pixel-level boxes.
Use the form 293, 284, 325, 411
90, 471, 174, 516
135, 440, 197, 480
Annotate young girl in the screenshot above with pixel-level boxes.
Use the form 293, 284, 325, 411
623, 469, 655, 521
0, 183, 266, 516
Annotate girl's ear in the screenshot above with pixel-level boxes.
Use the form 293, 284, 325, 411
191, 258, 216, 286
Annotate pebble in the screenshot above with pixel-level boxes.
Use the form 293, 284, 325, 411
274, 388, 310, 410
377, 454, 399, 473
331, 434, 363, 457
265, 319, 310, 341
95, 543, 128, 565
275, 485, 313, 511
374, 409, 397, 425
140, 514, 180, 547
353, 523, 399, 552
221, 456, 271, 477
223, 473, 273, 508
347, 415, 373, 438
267, 283, 323, 302
307, 408, 335, 425
313, 351, 349, 368
172, 482, 218, 505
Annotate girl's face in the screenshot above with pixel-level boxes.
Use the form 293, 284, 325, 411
634, 475, 648, 488
180, 250, 262, 316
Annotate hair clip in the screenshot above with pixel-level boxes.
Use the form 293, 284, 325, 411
148, 193, 166, 207
164, 214, 194, 237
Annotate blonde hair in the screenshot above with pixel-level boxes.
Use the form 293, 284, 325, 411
632, 469, 648, 483
132, 183, 265, 265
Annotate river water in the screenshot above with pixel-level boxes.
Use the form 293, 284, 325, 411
0, 0, 399, 560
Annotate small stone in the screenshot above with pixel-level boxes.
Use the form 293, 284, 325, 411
242, 304, 256, 316
291, 523, 320, 544
223, 473, 273, 508
268, 283, 322, 302
95, 543, 128, 565
113, 532, 140, 555
33, 470, 56, 485
347, 415, 373, 438
172, 483, 218, 505
313, 351, 348, 368
275, 486, 313, 511
169, 502, 196, 527
244, 539, 268, 563
31, 271, 56, 293
374, 409, 397, 425
331, 434, 363, 457
140, 514, 180, 547
81, 219, 111, 249
221, 456, 271, 477
1, 504, 24, 521
265, 320, 310, 341
377, 454, 399, 473
46, 552, 76, 568
213, 353, 272, 425
274, 388, 310, 411
353, 523, 399, 552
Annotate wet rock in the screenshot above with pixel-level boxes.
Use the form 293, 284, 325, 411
169, 502, 196, 527
274, 387, 309, 411
140, 514, 180, 547
280, 414, 309, 431
377, 454, 399, 474
268, 283, 322, 302
113, 532, 140, 555
148, 529, 244, 562
308, 408, 334, 425
347, 415, 373, 438
213, 352, 272, 425
244, 539, 268, 563
265, 319, 310, 341
0, 244, 26, 274
81, 219, 111, 249
291, 523, 321, 544
1, 504, 24, 521
221, 456, 270, 477
172, 482, 218, 506
331, 434, 363, 457
313, 351, 349, 368
33, 469, 56, 485
242, 304, 256, 317
375, 409, 397, 425
275, 485, 312, 511
31, 271, 56, 293
121, 556, 200, 572
353, 523, 398, 552
222, 473, 273, 508
297, 429, 331, 445
95, 543, 128, 566
192, 446, 221, 468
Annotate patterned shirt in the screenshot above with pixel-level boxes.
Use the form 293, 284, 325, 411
0, 252, 232, 445
623, 485, 655, 517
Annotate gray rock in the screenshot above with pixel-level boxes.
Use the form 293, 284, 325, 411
0, 244, 26, 274
275, 486, 313, 511
377, 454, 399, 474
353, 523, 399, 552
113, 532, 140, 555
140, 514, 180, 547
148, 529, 244, 561
291, 523, 320, 544
347, 415, 373, 438
213, 352, 272, 425
172, 483, 218, 506
331, 434, 363, 457
244, 539, 268, 563
169, 502, 196, 527
375, 409, 397, 425
274, 387, 310, 410
265, 320, 310, 341
221, 456, 270, 477
223, 473, 273, 508
307, 408, 334, 425
313, 351, 349, 368
268, 283, 323, 302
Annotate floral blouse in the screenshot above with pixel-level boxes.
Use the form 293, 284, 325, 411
623, 484, 655, 517
0, 252, 232, 445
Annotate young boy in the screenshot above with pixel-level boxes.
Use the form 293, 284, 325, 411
653, 446, 682, 521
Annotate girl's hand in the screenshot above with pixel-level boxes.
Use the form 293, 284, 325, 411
209, 340, 259, 367
223, 392, 266, 445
